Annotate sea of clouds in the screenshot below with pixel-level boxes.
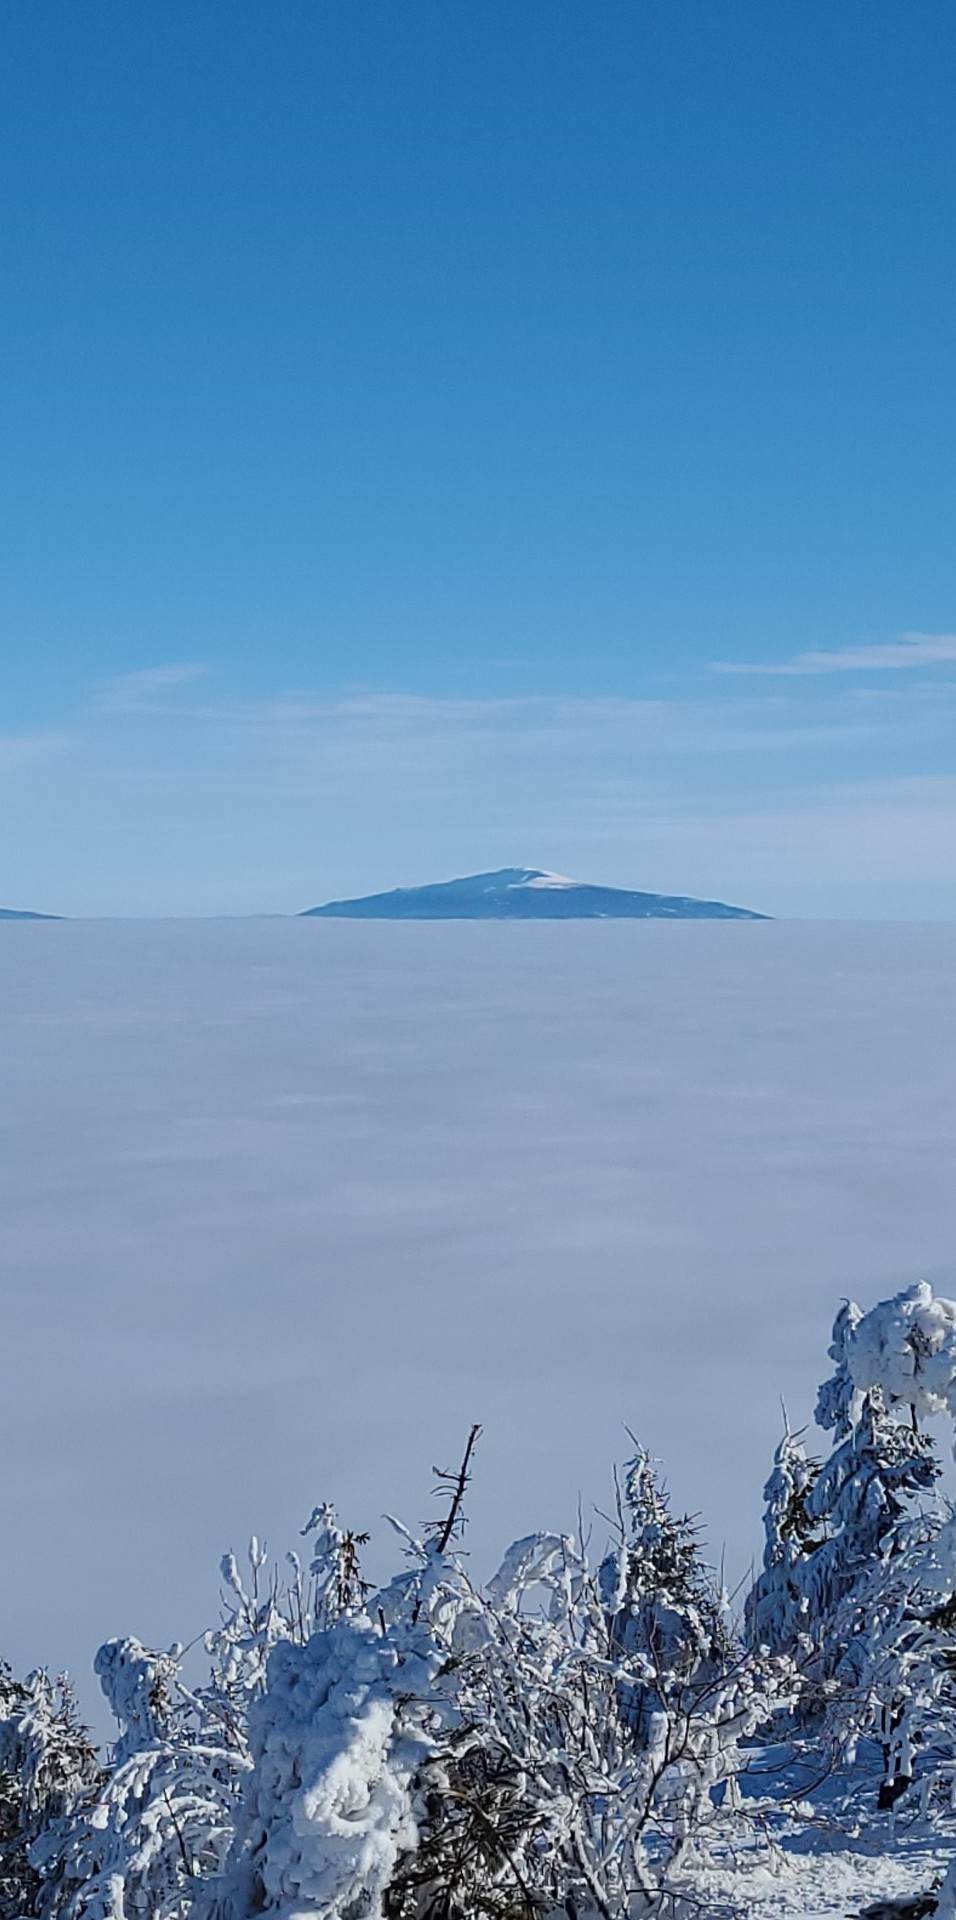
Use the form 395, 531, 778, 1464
3, 918, 956, 1714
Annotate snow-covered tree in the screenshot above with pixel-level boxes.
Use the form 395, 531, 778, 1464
822, 1507, 956, 1810
748, 1293, 941, 1665
32, 1636, 245, 1920
746, 1281, 956, 1835
213, 1437, 792, 1920
745, 1423, 824, 1653
214, 1573, 457, 1920
828, 1283, 956, 1427
803, 1391, 938, 1653
0, 1666, 97, 1920
37, 1502, 376, 1920
26, 1291, 956, 1917
599, 1443, 730, 1743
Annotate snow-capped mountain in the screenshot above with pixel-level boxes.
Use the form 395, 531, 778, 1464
300, 867, 767, 920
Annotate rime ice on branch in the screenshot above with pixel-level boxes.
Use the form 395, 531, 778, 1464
11, 1283, 956, 1920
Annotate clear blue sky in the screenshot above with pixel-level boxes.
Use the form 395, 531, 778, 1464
4, 0, 956, 916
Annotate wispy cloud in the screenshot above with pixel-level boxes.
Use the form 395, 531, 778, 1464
94, 663, 210, 713
136, 686, 884, 761
7, 662, 954, 914
0, 729, 69, 771
553, 773, 956, 918
713, 633, 956, 676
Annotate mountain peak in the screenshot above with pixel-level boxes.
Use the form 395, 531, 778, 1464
300, 869, 767, 921
0, 906, 62, 921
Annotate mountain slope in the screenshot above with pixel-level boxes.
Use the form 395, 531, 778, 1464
300, 867, 767, 921
0, 906, 61, 921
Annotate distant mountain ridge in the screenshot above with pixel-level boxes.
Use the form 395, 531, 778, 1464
301, 867, 767, 921
0, 906, 61, 921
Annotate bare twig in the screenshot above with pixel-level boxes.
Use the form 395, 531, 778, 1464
429, 1424, 483, 1555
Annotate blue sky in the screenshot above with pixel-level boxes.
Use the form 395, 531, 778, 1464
4, 0, 956, 916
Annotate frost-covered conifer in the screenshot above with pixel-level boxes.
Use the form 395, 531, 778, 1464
745, 1425, 823, 1652
33, 1503, 381, 1920
744, 1284, 956, 1827
830, 1283, 956, 1426
748, 1298, 940, 1663
0, 1666, 97, 1920
802, 1392, 938, 1646
822, 1506, 956, 1810
214, 1530, 478, 1920
599, 1444, 729, 1741
35, 1638, 247, 1920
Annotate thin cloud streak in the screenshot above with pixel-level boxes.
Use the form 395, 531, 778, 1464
118, 686, 886, 759
713, 633, 956, 676
94, 663, 211, 713
0, 729, 70, 772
